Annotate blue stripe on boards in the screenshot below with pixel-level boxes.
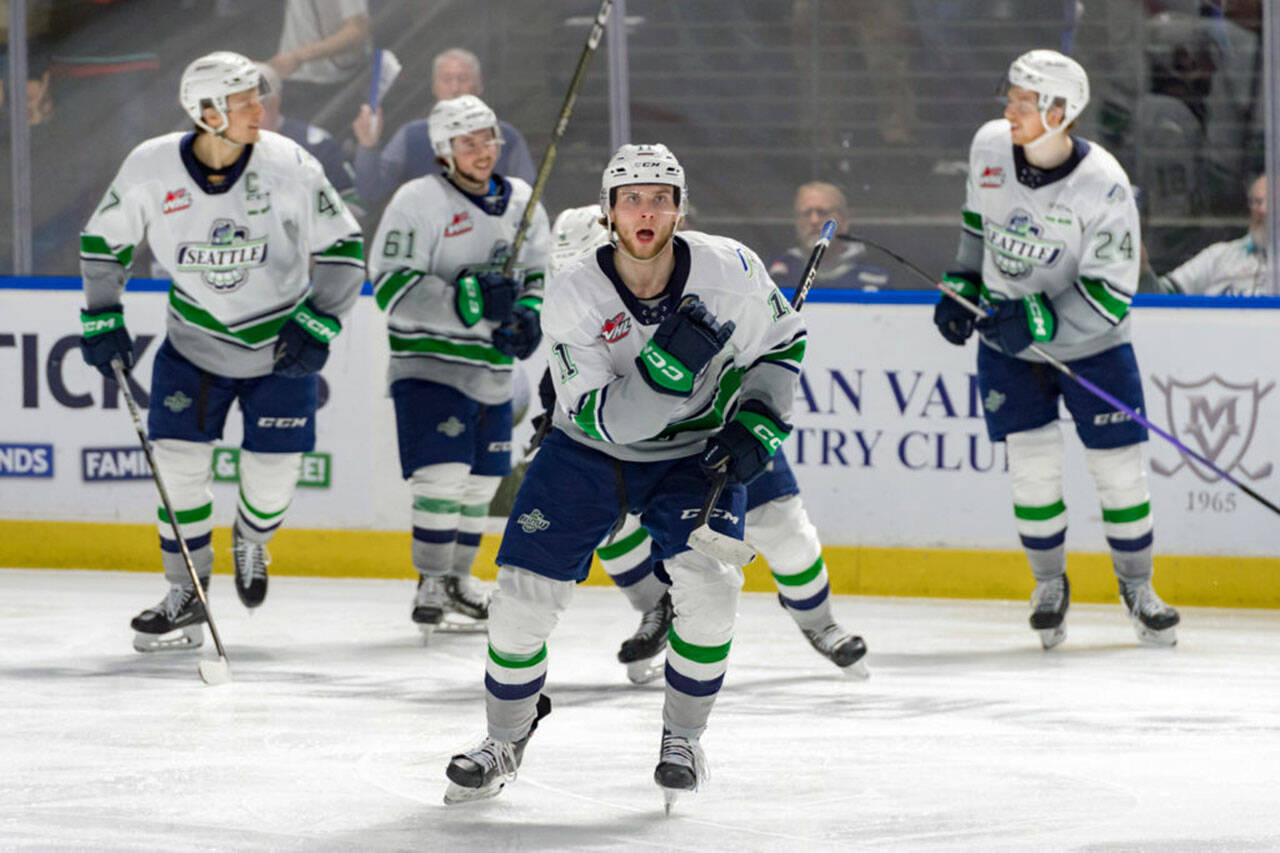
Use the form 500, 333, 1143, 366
484, 672, 545, 701
664, 661, 724, 698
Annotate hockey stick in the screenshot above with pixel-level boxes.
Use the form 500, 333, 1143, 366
500, 0, 613, 281
838, 233, 1280, 518
111, 359, 233, 684
687, 220, 839, 565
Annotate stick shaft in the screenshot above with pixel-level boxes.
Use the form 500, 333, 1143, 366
790, 219, 837, 310
502, 0, 613, 279
111, 360, 232, 658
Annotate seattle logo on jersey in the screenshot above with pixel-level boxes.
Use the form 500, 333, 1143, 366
175, 218, 269, 293
600, 311, 631, 343
985, 209, 1065, 280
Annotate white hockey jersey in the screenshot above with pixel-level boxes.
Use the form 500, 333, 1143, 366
81, 130, 364, 378
368, 174, 549, 405
1162, 235, 1271, 296
546, 231, 807, 462
960, 119, 1141, 361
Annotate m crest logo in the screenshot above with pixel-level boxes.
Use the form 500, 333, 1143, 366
164, 391, 193, 413
517, 509, 550, 533
436, 416, 466, 438
983, 389, 1006, 413
175, 218, 269, 293
1150, 375, 1274, 483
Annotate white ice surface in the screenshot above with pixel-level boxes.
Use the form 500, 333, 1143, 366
1, 568, 1278, 852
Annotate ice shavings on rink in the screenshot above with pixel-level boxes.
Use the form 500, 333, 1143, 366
1, 568, 1277, 851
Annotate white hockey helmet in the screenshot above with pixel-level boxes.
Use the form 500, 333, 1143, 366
428, 94, 503, 168
599, 143, 687, 231
549, 204, 608, 276
1006, 49, 1090, 129
180, 51, 264, 134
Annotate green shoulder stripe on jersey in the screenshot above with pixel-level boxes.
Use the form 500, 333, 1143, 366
667, 627, 731, 664
1079, 276, 1131, 323
962, 209, 983, 234
158, 502, 213, 525
638, 340, 694, 394
1014, 500, 1066, 521
761, 337, 806, 366
488, 643, 547, 669
596, 525, 649, 560
80, 310, 123, 338
574, 388, 607, 441
388, 333, 513, 366
657, 366, 743, 439
374, 269, 423, 312
80, 234, 134, 267
168, 289, 294, 346
1102, 502, 1150, 524
515, 295, 543, 314
316, 237, 365, 262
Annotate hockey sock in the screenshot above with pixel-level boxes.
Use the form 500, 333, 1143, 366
236, 451, 301, 544
450, 474, 502, 579
596, 516, 666, 612
409, 463, 468, 578
1007, 424, 1068, 581
153, 440, 215, 584
663, 552, 742, 740
1086, 444, 1155, 585
745, 496, 832, 630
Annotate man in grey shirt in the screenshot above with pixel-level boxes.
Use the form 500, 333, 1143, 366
351, 48, 536, 207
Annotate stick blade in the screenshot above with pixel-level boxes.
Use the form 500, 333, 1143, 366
687, 524, 756, 566
198, 658, 231, 686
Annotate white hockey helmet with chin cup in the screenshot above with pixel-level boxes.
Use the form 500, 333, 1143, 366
599, 143, 687, 228
428, 94, 503, 164
1007, 49, 1090, 128
180, 51, 263, 133
549, 204, 608, 276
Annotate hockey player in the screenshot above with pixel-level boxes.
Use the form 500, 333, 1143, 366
932, 49, 1180, 649
546, 205, 867, 684
78, 52, 364, 651
444, 145, 806, 808
367, 95, 548, 636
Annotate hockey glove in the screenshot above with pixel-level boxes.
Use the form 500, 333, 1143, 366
975, 293, 1057, 356
636, 297, 735, 396
274, 300, 341, 377
933, 271, 981, 346
79, 304, 135, 378
492, 303, 542, 359
700, 399, 792, 485
456, 271, 519, 327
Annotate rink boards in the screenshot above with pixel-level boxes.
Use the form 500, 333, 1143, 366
2, 279, 1278, 606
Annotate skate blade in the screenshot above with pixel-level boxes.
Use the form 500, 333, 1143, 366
626, 657, 665, 685
687, 524, 756, 567
443, 780, 506, 805
663, 787, 678, 816
1037, 625, 1066, 650
417, 623, 439, 644
133, 625, 203, 653
840, 659, 871, 680
437, 613, 487, 634
197, 657, 231, 685
1134, 623, 1177, 647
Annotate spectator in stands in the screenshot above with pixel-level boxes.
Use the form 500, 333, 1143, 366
1151, 174, 1271, 296
268, 0, 371, 124
767, 182, 894, 290
255, 63, 356, 206
350, 47, 536, 207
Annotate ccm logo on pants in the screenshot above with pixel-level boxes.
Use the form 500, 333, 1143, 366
257, 417, 309, 428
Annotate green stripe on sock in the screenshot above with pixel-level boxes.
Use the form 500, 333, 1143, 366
668, 627, 731, 664
1102, 501, 1150, 524
413, 496, 462, 514
158, 502, 213, 525
460, 503, 489, 518
239, 489, 286, 521
488, 643, 547, 669
772, 555, 824, 587
1014, 500, 1066, 521
596, 526, 649, 560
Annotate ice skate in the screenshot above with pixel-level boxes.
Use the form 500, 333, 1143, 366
801, 622, 870, 679
1030, 574, 1070, 650
1119, 579, 1179, 646
438, 575, 489, 634
231, 527, 270, 609
131, 582, 207, 652
412, 575, 448, 640
617, 591, 673, 685
654, 728, 708, 815
444, 694, 551, 804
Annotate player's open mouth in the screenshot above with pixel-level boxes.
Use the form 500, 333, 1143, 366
636, 228, 654, 242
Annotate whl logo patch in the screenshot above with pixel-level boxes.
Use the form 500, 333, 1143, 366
444, 210, 472, 238
1150, 374, 1274, 483
176, 218, 268, 293
517, 509, 550, 533
162, 188, 191, 214
600, 312, 631, 343
979, 166, 1004, 188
